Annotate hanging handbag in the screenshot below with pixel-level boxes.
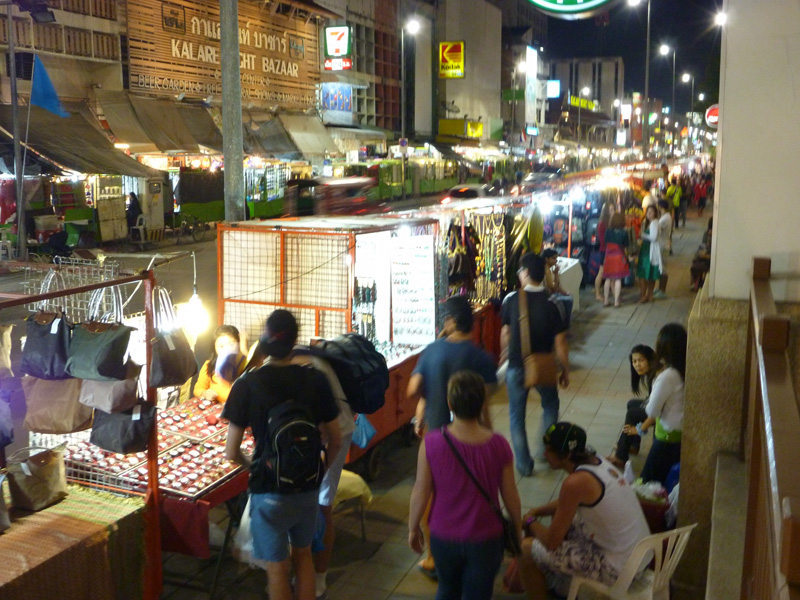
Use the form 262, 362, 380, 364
441, 428, 522, 556
519, 291, 558, 388
0, 470, 10, 532
20, 269, 73, 380
79, 359, 142, 413
149, 287, 198, 388
22, 376, 92, 434
0, 391, 12, 447
6, 444, 69, 511
90, 398, 156, 454
66, 286, 135, 381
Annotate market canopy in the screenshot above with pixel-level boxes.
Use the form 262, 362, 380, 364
128, 96, 200, 153
278, 114, 340, 159
244, 113, 339, 162
0, 103, 159, 177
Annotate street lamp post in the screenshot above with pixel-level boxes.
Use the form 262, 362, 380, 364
6, 2, 24, 259
510, 61, 527, 150
629, 0, 652, 158
660, 44, 676, 154
400, 18, 419, 202
682, 72, 695, 152
576, 86, 590, 146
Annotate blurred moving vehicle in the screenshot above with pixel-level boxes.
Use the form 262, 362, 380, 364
440, 183, 503, 204
513, 166, 564, 195
284, 177, 382, 216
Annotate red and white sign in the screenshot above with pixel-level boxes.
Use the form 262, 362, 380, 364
324, 58, 352, 71
705, 104, 719, 129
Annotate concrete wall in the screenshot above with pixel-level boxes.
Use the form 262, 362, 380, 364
550, 57, 624, 116
441, 0, 501, 137
709, 0, 800, 302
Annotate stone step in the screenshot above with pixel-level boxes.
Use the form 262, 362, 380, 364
706, 452, 746, 599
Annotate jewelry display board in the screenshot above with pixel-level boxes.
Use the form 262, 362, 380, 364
391, 235, 437, 346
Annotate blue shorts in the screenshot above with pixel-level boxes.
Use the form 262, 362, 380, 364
319, 432, 353, 507
250, 489, 319, 562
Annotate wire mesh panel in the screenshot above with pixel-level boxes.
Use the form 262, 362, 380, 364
221, 229, 281, 304
284, 234, 349, 309
319, 309, 348, 339
224, 301, 319, 348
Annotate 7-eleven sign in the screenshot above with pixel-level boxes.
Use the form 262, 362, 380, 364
325, 26, 352, 58
438, 41, 465, 79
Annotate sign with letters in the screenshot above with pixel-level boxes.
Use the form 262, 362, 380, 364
438, 42, 465, 79
527, 0, 620, 19
128, 0, 319, 109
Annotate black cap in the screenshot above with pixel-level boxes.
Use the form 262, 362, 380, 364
543, 422, 587, 455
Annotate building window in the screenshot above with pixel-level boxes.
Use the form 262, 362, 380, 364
65, 26, 92, 57
91, 0, 116, 20
93, 31, 118, 60
5, 51, 34, 80
62, 0, 91, 15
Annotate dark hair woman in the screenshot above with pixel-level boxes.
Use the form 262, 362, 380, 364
607, 345, 658, 469
602, 212, 631, 307
193, 324, 246, 403
635, 323, 687, 485
409, 371, 521, 599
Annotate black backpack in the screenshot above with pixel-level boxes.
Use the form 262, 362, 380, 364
300, 333, 389, 414
251, 371, 325, 493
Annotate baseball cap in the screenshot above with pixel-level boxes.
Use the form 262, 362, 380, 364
543, 422, 587, 455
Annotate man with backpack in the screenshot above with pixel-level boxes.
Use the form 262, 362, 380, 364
224, 310, 342, 600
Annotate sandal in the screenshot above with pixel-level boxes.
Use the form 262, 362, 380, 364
418, 563, 438, 580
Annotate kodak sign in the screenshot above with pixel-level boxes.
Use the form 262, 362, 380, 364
439, 41, 465, 79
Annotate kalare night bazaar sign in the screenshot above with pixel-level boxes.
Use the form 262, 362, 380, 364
528, 0, 620, 19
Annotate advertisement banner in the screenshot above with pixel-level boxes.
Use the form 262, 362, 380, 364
438, 42, 465, 79
321, 83, 352, 112
524, 47, 539, 126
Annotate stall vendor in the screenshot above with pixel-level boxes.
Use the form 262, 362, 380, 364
194, 325, 247, 403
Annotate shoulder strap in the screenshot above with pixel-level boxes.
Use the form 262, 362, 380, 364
518, 290, 532, 360
440, 427, 504, 521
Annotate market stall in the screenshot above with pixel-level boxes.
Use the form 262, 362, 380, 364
216, 216, 444, 463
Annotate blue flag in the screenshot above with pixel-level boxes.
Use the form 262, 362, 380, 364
31, 55, 69, 118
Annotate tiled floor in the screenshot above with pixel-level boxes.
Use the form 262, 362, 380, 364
161, 212, 706, 599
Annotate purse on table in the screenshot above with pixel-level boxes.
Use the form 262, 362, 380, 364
90, 398, 156, 454
441, 427, 522, 556
66, 286, 135, 381
519, 291, 558, 388
6, 444, 69, 511
21, 270, 73, 380
149, 287, 198, 388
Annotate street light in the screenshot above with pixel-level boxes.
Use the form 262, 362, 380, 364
577, 86, 590, 146
510, 61, 527, 149
715, 11, 728, 27
659, 43, 676, 153
629, 0, 652, 157
698, 92, 705, 102
682, 73, 694, 153
400, 18, 419, 202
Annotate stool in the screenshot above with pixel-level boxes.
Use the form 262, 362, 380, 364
0, 230, 14, 261
333, 469, 372, 541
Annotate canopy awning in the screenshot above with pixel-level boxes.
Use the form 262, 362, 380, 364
244, 112, 299, 159
278, 114, 340, 158
431, 143, 481, 170
327, 126, 387, 152
129, 96, 200, 153
0, 103, 159, 177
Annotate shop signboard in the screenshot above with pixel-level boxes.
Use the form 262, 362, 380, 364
569, 96, 595, 111
546, 80, 561, 99
321, 83, 352, 112
323, 26, 352, 70
527, 0, 620, 19
128, 0, 318, 109
438, 42, 465, 79
391, 236, 436, 346
705, 104, 719, 129
524, 47, 538, 126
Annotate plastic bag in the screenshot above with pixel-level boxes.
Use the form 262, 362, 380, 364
232, 495, 266, 569
352, 413, 376, 449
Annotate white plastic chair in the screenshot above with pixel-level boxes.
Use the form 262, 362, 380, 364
0, 229, 14, 260
130, 214, 147, 244
567, 523, 697, 600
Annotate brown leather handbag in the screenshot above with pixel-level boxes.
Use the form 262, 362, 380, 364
519, 291, 558, 388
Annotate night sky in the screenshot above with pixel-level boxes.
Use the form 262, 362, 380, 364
545, 0, 723, 116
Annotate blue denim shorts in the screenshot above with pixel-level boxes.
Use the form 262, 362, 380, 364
250, 489, 319, 562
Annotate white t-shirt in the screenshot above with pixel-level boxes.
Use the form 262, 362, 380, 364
642, 193, 655, 212
646, 367, 684, 433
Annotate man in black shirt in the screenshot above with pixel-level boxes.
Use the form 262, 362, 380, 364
224, 310, 342, 600
501, 253, 570, 477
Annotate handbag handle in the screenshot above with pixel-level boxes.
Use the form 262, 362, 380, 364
518, 290, 532, 360
440, 427, 506, 524
7, 443, 66, 463
87, 286, 124, 323
37, 269, 67, 311
152, 287, 179, 332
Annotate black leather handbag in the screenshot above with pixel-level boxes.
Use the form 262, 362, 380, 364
20, 270, 72, 380
149, 287, 198, 388
90, 399, 156, 454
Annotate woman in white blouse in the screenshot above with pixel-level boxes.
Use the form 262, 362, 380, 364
624, 323, 686, 485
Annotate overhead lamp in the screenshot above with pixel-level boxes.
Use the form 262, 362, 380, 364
17, 0, 56, 23
405, 19, 420, 35
714, 12, 727, 27
682, 73, 691, 83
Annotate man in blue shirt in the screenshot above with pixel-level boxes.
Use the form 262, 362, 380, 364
501, 253, 570, 477
406, 294, 498, 578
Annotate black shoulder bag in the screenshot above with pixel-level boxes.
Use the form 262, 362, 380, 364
441, 427, 522, 556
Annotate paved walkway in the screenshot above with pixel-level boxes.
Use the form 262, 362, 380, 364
159, 212, 706, 599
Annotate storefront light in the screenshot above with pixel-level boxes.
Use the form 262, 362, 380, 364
114, 143, 130, 149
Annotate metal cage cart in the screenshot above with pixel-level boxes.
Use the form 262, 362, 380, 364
217, 216, 443, 471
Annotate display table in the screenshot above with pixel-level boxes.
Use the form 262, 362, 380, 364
557, 257, 583, 311
0, 485, 144, 600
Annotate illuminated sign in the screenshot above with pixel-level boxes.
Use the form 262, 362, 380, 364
438, 41, 465, 79
324, 26, 351, 58
324, 58, 352, 71
321, 83, 352, 112
525, 125, 539, 136
527, 0, 620, 19
705, 104, 719, 128
438, 119, 483, 138
569, 95, 595, 111
466, 121, 483, 138
546, 80, 561, 99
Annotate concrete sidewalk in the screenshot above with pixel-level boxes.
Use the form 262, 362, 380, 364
159, 211, 706, 599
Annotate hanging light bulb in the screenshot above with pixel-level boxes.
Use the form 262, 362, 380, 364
179, 251, 210, 336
